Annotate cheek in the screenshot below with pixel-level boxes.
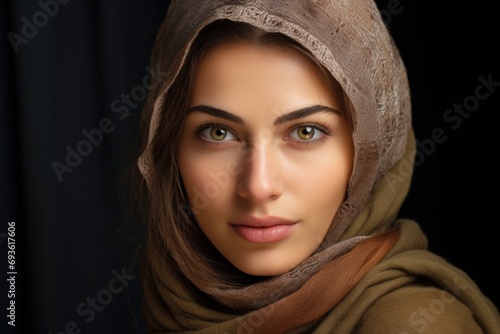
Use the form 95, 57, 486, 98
291, 143, 352, 190
178, 151, 241, 215
308, 162, 350, 209
287, 144, 353, 220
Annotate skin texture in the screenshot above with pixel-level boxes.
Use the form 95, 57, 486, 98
178, 42, 354, 276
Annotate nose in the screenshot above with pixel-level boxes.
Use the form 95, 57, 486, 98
237, 144, 283, 202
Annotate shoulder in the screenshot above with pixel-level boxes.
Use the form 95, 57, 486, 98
354, 284, 484, 334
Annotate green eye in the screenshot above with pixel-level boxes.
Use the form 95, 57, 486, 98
210, 127, 228, 141
296, 126, 315, 140
289, 125, 326, 141
198, 125, 237, 142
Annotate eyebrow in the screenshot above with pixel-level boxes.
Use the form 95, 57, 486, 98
274, 105, 340, 125
186, 104, 340, 126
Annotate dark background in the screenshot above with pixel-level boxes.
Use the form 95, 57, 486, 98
1, 1, 498, 333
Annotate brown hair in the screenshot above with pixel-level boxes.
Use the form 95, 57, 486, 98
134, 19, 354, 287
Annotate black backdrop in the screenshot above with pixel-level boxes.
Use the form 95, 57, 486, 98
1, 1, 498, 333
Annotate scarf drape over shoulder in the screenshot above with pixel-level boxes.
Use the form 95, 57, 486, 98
136, 1, 500, 333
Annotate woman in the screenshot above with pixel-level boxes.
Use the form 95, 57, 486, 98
134, 0, 500, 333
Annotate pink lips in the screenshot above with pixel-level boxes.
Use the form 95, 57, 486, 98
230, 216, 297, 243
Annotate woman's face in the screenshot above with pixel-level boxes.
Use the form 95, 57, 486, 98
178, 41, 354, 276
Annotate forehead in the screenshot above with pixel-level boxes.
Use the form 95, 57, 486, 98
189, 41, 339, 114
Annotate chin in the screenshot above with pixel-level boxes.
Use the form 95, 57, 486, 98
225, 243, 317, 277
233, 257, 301, 277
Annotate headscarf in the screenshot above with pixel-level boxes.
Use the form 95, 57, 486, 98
137, 1, 500, 332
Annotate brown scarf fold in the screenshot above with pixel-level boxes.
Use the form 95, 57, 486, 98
236, 228, 401, 333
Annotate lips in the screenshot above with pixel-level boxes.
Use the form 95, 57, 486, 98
230, 216, 297, 243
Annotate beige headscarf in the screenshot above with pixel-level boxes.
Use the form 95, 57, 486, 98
137, 1, 500, 333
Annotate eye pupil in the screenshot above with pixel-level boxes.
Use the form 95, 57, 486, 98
298, 126, 314, 140
210, 127, 227, 140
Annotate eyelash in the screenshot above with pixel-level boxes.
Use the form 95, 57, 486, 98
194, 121, 332, 146
194, 121, 239, 145
285, 123, 331, 147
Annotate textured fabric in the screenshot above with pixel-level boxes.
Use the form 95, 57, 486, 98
143, 227, 400, 333
136, 0, 500, 333
354, 285, 484, 333
312, 220, 500, 333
